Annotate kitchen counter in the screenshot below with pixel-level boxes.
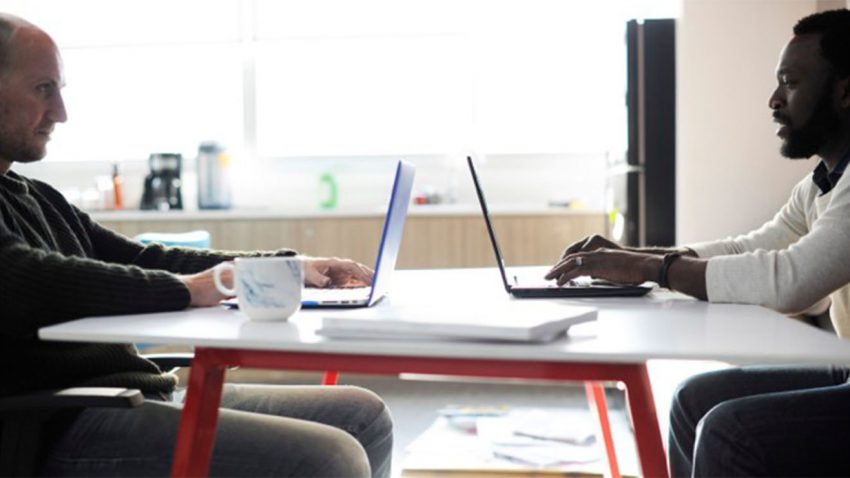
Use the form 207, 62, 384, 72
94, 205, 606, 268
90, 203, 600, 222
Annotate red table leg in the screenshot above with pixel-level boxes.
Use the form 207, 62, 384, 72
171, 348, 227, 477
170, 350, 668, 478
586, 381, 621, 478
621, 364, 668, 478
321, 370, 339, 385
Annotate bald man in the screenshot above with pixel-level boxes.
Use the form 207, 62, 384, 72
0, 14, 391, 477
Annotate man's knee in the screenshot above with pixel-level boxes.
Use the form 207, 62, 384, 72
670, 369, 735, 421
318, 432, 372, 478
692, 399, 763, 476
694, 397, 760, 466
695, 400, 741, 445
335, 386, 393, 438
670, 372, 711, 422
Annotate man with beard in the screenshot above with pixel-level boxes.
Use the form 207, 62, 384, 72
0, 13, 392, 478
546, 9, 850, 477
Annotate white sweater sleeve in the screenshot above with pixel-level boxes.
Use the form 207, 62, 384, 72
700, 176, 850, 314
687, 177, 811, 258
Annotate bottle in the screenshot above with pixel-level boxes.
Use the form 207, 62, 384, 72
112, 163, 123, 210
318, 172, 338, 209
197, 142, 233, 209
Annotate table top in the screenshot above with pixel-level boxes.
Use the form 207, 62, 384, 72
39, 267, 850, 365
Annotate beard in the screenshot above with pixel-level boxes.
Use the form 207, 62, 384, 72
0, 140, 47, 164
0, 127, 49, 164
777, 87, 842, 159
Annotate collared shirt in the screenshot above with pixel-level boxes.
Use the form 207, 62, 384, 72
812, 149, 850, 195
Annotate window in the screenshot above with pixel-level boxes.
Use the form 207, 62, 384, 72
0, 0, 678, 162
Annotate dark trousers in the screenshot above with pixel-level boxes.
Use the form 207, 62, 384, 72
668, 365, 850, 477
38, 384, 393, 477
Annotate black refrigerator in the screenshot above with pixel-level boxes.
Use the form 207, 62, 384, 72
607, 18, 676, 247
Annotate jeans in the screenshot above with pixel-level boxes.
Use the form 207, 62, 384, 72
668, 365, 850, 477
37, 384, 393, 477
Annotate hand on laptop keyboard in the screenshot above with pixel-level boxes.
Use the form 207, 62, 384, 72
304, 257, 374, 288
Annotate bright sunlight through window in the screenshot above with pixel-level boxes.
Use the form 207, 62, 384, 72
0, 0, 679, 162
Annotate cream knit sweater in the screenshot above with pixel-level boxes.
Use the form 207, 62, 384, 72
688, 171, 850, 338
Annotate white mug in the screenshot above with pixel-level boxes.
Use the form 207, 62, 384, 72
213, 257, 303, 321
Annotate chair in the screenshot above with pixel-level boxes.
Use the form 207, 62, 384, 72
0, 353, 192, 477
134, 230, 211, 249
132, 229, 339, 383
132, 230, 211, 352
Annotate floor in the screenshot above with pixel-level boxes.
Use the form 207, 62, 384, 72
221, 368, 629, 477
161, 345, 733, 477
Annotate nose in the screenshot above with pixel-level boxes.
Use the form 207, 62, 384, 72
48, 90, 67, 123
768, 85, 784, 111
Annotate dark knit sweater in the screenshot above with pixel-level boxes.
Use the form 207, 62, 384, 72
0, 170, 295, 398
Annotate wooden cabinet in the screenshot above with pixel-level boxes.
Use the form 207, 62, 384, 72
97, 212, 606, 269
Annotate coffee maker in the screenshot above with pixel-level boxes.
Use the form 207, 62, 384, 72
140, 153, 183, 210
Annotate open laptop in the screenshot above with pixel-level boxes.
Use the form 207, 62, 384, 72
225, 160, 415, 309
467, 156, 652, 298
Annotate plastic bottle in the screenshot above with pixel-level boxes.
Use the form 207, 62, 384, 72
112, 163, 123, 209
197, 142, 233, 209
318, 172, 338, 209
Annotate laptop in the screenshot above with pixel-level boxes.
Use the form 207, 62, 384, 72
467, 156, 652, 298
225, 160, 415, 309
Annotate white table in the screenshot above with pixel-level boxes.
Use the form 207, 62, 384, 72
40, 267, 850, 477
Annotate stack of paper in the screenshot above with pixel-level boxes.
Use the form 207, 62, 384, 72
400, 406, 639, 477
477, 409, 599, 467
317, 302, 597, 342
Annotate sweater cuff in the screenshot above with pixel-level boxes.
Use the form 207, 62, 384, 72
685, 241, 731, 259
139, 271, 192, 312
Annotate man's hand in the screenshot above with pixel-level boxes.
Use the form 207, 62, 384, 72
546, 248, 661, 286
178, 256, 374, 307
559, 234, 623, 260
304, 257, 374, 288
178, 267, 233, 307
545, 249, 709, 300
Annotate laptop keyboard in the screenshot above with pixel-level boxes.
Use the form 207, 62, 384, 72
303, 286, 371, 304
514, 274, 617, 289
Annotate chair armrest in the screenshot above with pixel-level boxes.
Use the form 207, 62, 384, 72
0, 387, 143, 413
144, 352, 193, 371
0, 388, 143, 476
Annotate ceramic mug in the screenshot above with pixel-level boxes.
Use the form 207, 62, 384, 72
213, 256, 303, 321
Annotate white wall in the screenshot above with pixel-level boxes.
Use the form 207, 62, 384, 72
677, 0, 818, 244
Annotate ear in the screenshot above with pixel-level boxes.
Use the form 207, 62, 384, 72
839, 76, 850, 110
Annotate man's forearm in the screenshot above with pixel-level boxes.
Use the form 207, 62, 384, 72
624, 246, 699, 257
666, 256, 708, 300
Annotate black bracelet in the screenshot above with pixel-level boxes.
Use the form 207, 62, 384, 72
658, 252, 683, 289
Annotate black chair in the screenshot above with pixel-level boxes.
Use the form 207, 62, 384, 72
0, 353, 193, 477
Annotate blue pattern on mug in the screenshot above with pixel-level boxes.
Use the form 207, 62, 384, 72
239, 270, 287, 308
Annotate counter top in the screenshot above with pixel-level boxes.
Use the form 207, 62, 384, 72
91, 204, 602, 221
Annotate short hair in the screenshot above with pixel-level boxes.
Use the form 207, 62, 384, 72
0, 16, 16, 76
794, 9, 850, 77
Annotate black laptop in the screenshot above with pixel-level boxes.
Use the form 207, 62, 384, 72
467, 156, 653, 298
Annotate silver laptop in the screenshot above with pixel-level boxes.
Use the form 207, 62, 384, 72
302, 160, 415, 307
226, 160, 415, 309
467, 156, 652, 298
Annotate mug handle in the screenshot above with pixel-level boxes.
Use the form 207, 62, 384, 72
212, 262, 237, 296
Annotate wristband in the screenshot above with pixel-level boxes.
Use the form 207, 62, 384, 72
658, 252, 682, 289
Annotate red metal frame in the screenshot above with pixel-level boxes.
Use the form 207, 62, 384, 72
586, 381, 622, 478
320, 370, 339, 385
171, 348, 668, 477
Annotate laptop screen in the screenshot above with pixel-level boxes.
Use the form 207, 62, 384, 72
367, 160, 416, 305
466, 156, 514, 293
